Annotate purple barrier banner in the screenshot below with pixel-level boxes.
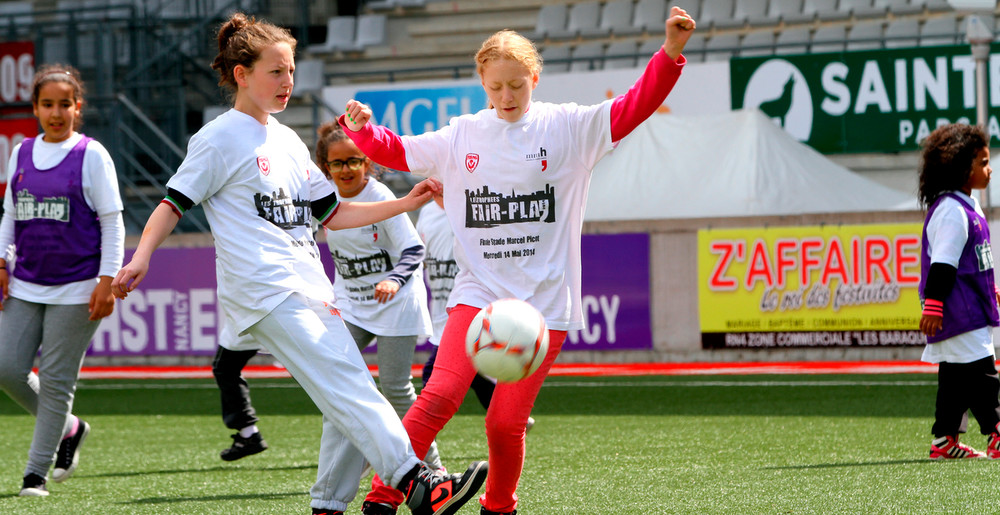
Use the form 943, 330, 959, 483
563, 232, 652, 351
90, 233, 652, 356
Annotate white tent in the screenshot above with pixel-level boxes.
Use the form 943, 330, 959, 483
585, 109, 918, 221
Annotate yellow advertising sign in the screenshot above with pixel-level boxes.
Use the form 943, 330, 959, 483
698, 223, 924, 349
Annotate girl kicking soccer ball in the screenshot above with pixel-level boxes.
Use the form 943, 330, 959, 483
111, 13, 485, 515
341, 7, 696, 515
918, 123, 1000, 460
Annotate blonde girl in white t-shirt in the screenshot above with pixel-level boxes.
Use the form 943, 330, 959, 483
315, 121, 441, 471
111, 13, 486, 515
343, 8, 696, 515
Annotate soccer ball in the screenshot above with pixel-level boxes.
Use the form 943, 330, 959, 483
465, 299, 550, 382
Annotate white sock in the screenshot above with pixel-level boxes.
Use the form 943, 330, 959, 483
239, 425, 258, 438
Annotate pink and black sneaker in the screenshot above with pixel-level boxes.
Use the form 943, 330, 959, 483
929, 435, 987, 459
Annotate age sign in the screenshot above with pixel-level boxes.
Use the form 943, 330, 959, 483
356, 86, 488, 135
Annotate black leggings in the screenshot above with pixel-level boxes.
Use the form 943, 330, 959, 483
212, 347, 260, 430
933, 355, 1000, 437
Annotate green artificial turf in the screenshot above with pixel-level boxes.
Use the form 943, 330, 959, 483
0, 374, 994, 514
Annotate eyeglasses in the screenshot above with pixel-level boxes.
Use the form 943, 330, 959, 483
326, 157, 366, 172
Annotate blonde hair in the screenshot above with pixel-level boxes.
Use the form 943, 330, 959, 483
475, 30, 542, 78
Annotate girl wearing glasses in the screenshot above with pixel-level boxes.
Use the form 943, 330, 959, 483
316, 121, 443, 473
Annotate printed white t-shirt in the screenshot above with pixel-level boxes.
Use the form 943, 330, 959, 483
416, 201, 457, 345
402, 100, 614, 331
167, 109, 336, 334
325, 178, 431, 336
921, 191, 994, 364
1, 133, 125, 304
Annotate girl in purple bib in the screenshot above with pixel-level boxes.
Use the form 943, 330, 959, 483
0, 65, 125, 496
918, 123, 1000, 460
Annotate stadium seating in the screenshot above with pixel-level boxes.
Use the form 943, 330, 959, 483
920, 13, 959, 46
632, 0, 668, 34
604, 40, 639, 68
540, 45, 571, 73
308, 16, 358, 53
873, 0, 924, 15
734, 0, 772, 27
701, 0, 741, 30
846, 20, 885, 50
840, 0, 888, 19
549, 1, 602, 39
570, 41, 605, 71
775, 26, 811, 54
884, 17, 920, 48
305, 0, 991, 86
810, 24, 847, 53
740, 30, 775, 56
802, 0, 850, 22
601, 0, 641, 37
769, 0, 814, 24
354, 14, 388, 49
705, 33, 740, 61
532, 4, 568, 40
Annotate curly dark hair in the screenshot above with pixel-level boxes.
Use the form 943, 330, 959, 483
917, 123, 988, 207
211, 13, 296, 101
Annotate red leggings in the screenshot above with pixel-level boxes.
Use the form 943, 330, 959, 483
365, 304, 566, 512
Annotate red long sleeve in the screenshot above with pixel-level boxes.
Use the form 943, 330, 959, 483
338, 114, 411, 172
609, 49, 686, 143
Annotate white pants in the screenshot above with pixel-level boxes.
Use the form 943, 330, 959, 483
248, 293, 421, 511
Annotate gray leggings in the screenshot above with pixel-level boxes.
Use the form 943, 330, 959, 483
0, 298, 99, 477
345, 321, 442, 469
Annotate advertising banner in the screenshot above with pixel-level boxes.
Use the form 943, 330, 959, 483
0, 41, 36, 186
731, 44, 1000, 153
698, 223, 925, 349
91, 233, 652, 356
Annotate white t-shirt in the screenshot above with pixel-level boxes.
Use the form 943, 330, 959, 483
325, 178, 431, 337
402, 100, 614, 331
167, 109, 336, 334
921, 191, 995, 364
0, 132, 125, 304
416, 201, 457, 345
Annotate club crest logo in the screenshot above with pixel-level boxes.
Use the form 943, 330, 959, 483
465, 153, 479, 173
257, 156, 271, 175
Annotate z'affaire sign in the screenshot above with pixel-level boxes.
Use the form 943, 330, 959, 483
698, 223, 925, 349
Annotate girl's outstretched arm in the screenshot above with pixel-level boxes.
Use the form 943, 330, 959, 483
339, 100, 410, 171
609, 6, 695, 143
662, 5, 696, 60
111, 203, 180, 299
323, 178, 441, 231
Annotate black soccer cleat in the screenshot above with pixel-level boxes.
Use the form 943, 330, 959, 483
404, 461, 488, 515
220, 432, 269, 461
52, 419, 90, 483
